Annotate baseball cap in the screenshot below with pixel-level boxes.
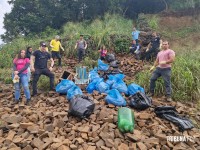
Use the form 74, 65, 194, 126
55, 35, 60, 39
40, 41, 47, 47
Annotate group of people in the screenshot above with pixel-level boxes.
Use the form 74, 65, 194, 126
129, 27, 162, 61
12, 34, 88, 105
12, 29, 175, 105
130, 27, 175, 101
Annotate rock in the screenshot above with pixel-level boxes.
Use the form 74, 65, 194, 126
27, 126, 39, 134
4, 115, 22, 124
87, 146, 96, 150
118, 143, 129, 150
44, 124, 54, 132
137, 142, 147, 150
20, 122, 34, 129
31, 138, 44, 148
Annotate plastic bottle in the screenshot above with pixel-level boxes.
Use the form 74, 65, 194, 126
118, 107, 135, 133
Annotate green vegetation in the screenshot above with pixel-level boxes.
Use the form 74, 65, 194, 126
0, 13, 200, 102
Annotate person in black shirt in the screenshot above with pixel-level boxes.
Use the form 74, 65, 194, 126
30, 42, 55, 96
144, 32, 162, 61
26, 46, 33, 82
26, 46, 33, 59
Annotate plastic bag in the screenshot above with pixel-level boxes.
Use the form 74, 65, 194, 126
98, 59, 109, 71
105, 89, 126, 106
129, 92, 152, 111
56, 79, 75, 94
128, 83, 145, 95
105, 54, 115, 63
110, 60, 119, 68
69, 95, 95, 119
86, 78, 103, 94
111, 79, 128, 94
106, 74, 125, 86
95, 81, 110, 93
67, 85, 83, 100
89, 67, 100, 82
155, 106, 194, 131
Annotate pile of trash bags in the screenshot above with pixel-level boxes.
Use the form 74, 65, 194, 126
155, 106, 194, 131
56, 79, 83, 100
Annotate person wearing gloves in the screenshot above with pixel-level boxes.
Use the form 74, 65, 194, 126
149, 41, 175, 102
144, 32, 162, 61
50, 35, 64, 71
13, 49, 31, 105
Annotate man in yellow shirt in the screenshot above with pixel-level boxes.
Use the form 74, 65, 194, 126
50, 35, 64, 69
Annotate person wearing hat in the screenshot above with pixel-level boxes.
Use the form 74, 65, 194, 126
75, 34, 87, 63
50, 35, 64, 70
30, 42, 55, 96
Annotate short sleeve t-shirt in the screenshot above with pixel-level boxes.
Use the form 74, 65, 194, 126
157, 49, 175, 68
151, 36, 160, 48
33, 50, 51, 69
13, 58, 30, 74
132, 30, 140, 40
77, 40, 86, 49
50, 39, 61, 51
101, 49, 107, 57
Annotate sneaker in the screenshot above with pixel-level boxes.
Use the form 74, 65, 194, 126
166, 97, 172, 102
13, 100, 19, 104
25, 100, 30, 106
147, 93, 154, 97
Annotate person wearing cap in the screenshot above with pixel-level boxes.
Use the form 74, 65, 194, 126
50, 35, 64, 70
30, 42, 55, 96
75, 34, 87, 63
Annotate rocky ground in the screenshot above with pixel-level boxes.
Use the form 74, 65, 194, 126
0, 55, 200, 150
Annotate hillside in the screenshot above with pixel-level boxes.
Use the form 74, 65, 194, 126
0, 13, 200, 149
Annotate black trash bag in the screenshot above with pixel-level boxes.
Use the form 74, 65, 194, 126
110, 60, 119, 68
155, 106, 194, 132
69, 95, 95, 119
105, 54, 115, 63
129, 92, 152, 110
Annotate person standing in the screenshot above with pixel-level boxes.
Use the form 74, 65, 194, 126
132, 27, 140, 45
149, 41, 175, 101
75, 34, 87, 63
144, 32, 162, 61
13, 50, 31, 105
50, 35, 64, 71
25, 46, 33, 82
98, 45, 107, 60
30, 42, 55, 96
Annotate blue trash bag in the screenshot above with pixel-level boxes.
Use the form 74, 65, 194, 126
106, 74, 125, 86
95, 81, 110, 93
114, 74, 125, 80
67, 85, 83, 100
111, 79, 128, 94
105, 89, 126, 106
86, 78, 103, 94
128, 83, 145, 95
98, 59, 109, 71
89, 68, 100, 82
56, 79, 76, 94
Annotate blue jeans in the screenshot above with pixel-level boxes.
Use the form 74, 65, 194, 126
150, 67, 172, 97
14, 73, 31, 101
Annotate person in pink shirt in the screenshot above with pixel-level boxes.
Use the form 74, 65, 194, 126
149, 41, 175, 101
98, 45, 107, 60
13, 49, 31, 105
